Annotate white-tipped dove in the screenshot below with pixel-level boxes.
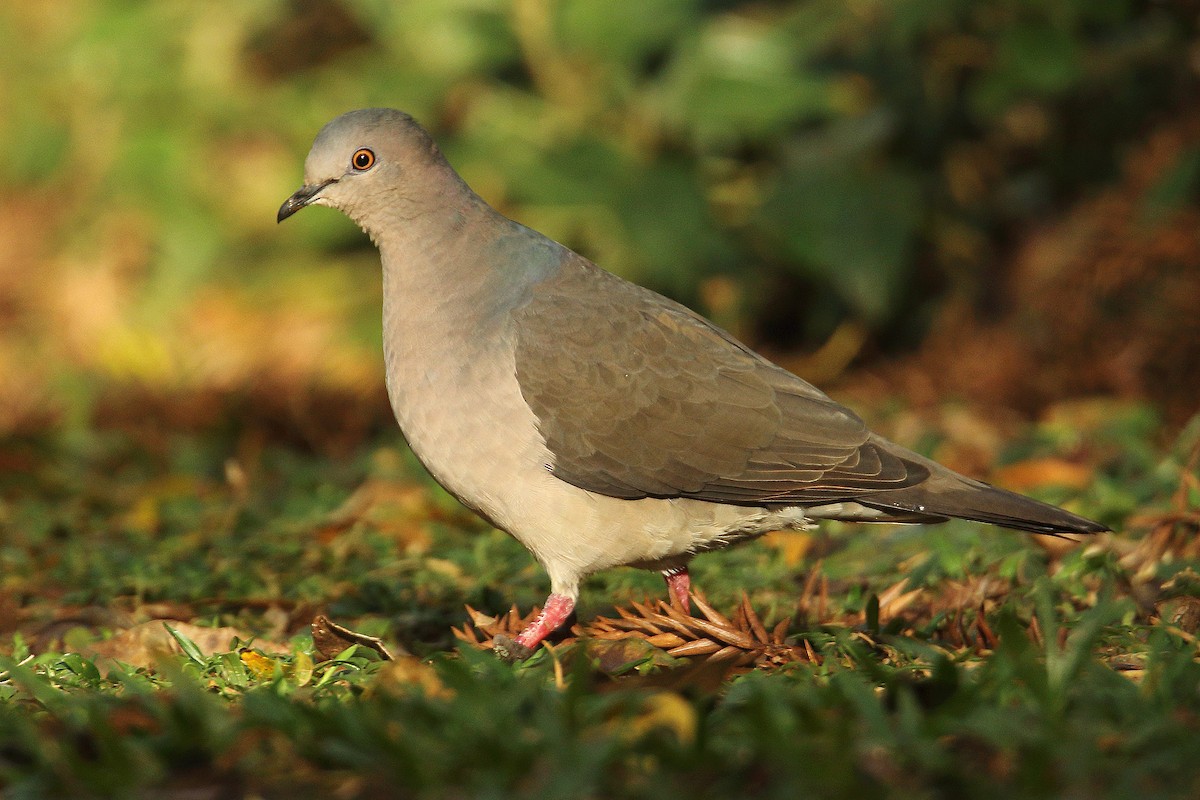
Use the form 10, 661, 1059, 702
279, 109, 1107, 658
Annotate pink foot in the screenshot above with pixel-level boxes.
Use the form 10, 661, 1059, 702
662, 567, 691, 612
514, 593, 576, 650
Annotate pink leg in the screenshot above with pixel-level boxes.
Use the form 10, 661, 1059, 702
514, 593, 576, 650
662, 567, 692, 612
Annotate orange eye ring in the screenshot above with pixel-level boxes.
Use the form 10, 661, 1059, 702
351, 148, 376, 171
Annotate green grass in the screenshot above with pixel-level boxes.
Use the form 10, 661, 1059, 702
2, 405, 1199, 798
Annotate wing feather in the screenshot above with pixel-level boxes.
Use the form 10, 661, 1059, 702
512, 257, 927, 505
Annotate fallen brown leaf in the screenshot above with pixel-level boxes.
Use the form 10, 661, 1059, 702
311, 615, 403, 662
454, 591, 815, 673
83, 620, 286, 673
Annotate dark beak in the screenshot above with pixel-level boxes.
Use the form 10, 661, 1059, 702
277, 179, 336, 223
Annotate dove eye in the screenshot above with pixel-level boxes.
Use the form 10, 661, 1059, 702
351, 148, 376, 171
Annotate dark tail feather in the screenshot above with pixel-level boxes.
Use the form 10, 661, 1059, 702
863, 481, 1109, 536
856, 436, 1109, 536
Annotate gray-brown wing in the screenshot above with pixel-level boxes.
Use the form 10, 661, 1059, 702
512, 258, 927, 504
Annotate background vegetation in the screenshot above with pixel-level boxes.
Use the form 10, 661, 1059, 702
1, 1, 1198, 797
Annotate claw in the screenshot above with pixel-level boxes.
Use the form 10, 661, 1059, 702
491, 633, 535, 662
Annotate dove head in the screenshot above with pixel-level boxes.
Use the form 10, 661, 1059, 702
277, 108, 467, 232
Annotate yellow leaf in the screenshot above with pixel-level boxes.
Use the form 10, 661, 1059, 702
290, 650, 314, 687
764, 530, 814, 566
625, 692, 697, 745
240, 650, 278, 681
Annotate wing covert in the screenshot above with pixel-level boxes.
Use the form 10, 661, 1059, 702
512, 257, 927, 505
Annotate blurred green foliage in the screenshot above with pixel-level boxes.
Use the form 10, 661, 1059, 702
4, 616, 1200, 798
1, 0, 1194, 354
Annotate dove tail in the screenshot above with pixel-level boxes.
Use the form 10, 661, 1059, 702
861, 481, 1109, 535
856, 437, 1109, 536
